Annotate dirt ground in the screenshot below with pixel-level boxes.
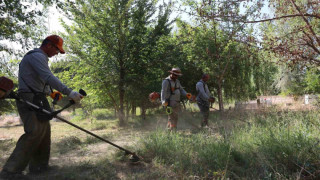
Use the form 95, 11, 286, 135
0, 111, 199, 180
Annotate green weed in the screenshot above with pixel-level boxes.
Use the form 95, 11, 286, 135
139, 110, 320, 179
92, 109, 114, 120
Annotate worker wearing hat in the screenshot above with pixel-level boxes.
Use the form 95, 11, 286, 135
161, 67, 192, 131
1, 35, 83, 179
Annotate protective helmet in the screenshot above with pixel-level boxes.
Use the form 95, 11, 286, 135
45, 35, 65, 54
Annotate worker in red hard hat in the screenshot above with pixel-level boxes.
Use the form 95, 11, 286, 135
161, 67, 192, 131
0, 35, 83, 179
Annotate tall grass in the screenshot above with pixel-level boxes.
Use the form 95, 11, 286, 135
138, 110, 320, 179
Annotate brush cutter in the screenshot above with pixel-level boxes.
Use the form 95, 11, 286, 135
0, 77, 141, 162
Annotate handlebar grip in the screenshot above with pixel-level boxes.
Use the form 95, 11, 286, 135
79, 89, 87, 96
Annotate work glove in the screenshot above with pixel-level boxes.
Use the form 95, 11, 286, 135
68, 91, 83, 103
162, 101, 168, 107
186, 93, 192, 100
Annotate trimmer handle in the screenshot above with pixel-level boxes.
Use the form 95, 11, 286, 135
52, 89, 87, 116
69, 89, 87, 104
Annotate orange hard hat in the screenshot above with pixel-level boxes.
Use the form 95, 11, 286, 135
45, 35, 65, 54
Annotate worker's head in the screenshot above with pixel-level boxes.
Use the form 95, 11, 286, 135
41, 35, 65, 57
202, 74, 210, 82
169, 67, 182, 80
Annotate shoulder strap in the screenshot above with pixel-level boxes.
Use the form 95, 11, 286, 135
166, 79, 173, 95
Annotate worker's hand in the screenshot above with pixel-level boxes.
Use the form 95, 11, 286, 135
190, 95, 196, 103
162, 101, 168, 107
186, 93, 192, 100
50, 91, 63, 101
68, 91, 83, 103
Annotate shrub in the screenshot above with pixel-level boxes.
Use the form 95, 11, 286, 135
92, 109, 113, 120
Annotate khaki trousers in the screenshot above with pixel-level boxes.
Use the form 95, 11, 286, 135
167, 101, 181, 131
3, 93, 51, 173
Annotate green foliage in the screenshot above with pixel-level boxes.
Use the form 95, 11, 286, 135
92, 109, 114, 120
90, 122, 107, 131
275, 64, 307, 96
176, 20, 267, 104
61, 0, 175, 124
0, 0, 57, 53
305, 67, 320, 94
71, 108, 86, 122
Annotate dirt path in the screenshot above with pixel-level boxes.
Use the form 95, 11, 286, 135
0, 113, 181, 179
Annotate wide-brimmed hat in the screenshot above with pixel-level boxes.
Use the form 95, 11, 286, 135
169, 67, 182, 76
45, 35, 65, 54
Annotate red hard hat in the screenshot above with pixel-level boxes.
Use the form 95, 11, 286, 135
0, 76, 14, 92
149, 92, 160, 101
45, 35, 65, 54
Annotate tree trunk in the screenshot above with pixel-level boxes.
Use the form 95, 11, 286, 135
140, 103, 146, 120
126, 100, 130, 121
217, 82, 224, 111
118, 63, 126, 126
131, 103, 136, 116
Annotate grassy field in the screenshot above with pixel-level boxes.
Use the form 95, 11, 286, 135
1, 108, 320, 179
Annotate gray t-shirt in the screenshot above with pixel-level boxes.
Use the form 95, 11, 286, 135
18, 48, 72, 95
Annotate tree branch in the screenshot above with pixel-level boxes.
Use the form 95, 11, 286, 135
290, 0, 320, 47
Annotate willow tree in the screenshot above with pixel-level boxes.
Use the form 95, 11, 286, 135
62, 0, 172, 125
